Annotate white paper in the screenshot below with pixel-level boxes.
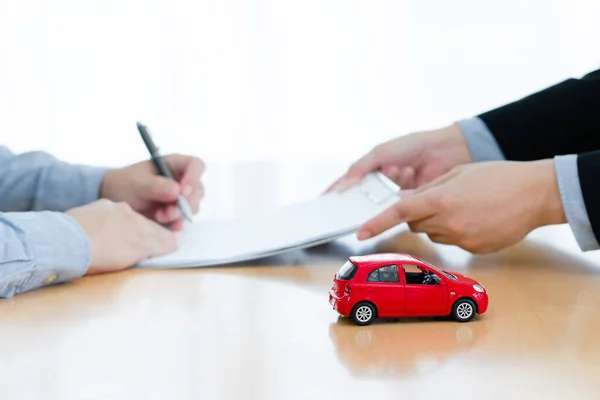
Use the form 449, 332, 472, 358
136, 172, 400, 268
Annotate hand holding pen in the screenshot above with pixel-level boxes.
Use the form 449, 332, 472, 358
132, 122, 205, 229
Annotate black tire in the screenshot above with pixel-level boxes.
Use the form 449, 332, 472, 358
351, 302, 376, 326
451, 298, 476, 322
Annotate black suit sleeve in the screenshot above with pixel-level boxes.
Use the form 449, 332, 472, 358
477, 68, 600, 161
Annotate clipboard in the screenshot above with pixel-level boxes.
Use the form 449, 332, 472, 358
136, 172, 401, 268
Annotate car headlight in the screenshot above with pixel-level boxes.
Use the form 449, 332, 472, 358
473, 284, 485, 293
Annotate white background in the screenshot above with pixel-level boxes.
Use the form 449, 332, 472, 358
0, 0, 599, 168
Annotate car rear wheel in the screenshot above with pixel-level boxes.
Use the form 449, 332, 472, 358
452, 298, 476, 322
351, 302, 376, 326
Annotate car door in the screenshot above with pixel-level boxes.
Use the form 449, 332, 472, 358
364, 264, 405, 317
402, 264, 448, 316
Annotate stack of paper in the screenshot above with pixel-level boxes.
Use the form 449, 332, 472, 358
137, 172, 400, 268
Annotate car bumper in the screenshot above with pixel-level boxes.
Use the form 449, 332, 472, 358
329, 290, 353, 316
474, 292, 489, 314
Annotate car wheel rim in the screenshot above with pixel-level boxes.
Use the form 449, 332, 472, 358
457, 303, 473, 319
356, 306, 372, 322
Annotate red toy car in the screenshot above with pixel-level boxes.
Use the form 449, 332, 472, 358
328, 253, 488, 325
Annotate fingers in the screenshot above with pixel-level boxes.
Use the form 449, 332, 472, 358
357, 191, 437, 239
164, 153, 206, 191
163, 154, 205, 213
186, 181, 204, 214
152, 180, 204, 226
413, 166, 462, 194
143, 175, 181, 202
152, 181, 204, 228
407, 217, 445, 237
155, 204, 182, 224
326, 149, 382, 193
139, 215, 179, 258
424, 233, 456, 246
380, 165, 402, 185
395, 166, 417, 189
142, 155, 205, 223
169, 219, 185, 231
323, 176, 344, 194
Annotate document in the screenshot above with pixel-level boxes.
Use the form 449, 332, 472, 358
136, 172, 401, 268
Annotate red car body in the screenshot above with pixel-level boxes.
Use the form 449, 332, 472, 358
329, 253, 488, 325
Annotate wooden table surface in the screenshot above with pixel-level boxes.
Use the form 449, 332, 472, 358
2, 162, 600, 400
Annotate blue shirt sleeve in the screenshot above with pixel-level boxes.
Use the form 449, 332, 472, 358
0, 146, 109, 212
0, 211, 91, 297
456, 117, 599, 251
0, 146, 111, 297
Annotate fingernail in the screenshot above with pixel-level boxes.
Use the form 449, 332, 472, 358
182, 184, 192, 197
357, 230, 372, 240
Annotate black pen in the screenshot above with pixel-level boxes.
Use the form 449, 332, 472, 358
136, 121, 194, 223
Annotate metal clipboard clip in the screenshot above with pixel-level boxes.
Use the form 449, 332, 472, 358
357, 172, 401, 204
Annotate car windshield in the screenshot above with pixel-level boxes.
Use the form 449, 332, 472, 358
337, 260, 358, 280
421, 260, 456, 280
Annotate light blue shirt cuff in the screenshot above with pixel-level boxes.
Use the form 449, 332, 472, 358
554, 155, 599, 251
0, 211, 90, 297
456, 118, 506, 162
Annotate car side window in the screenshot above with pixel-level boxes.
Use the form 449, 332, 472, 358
403, 264, 440, 285
367, 269, 379, 282
366, 265, 399, 283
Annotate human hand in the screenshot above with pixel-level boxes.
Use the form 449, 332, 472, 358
100, 154, 205, 231
326, 124, 472, 192
66, 199, 178, 275
356, 160, 566, 253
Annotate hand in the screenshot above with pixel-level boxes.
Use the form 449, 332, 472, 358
356, 160, 566, 253
100, 154, 205, 231
66, 199, 178, 275
326, 124, 472, 192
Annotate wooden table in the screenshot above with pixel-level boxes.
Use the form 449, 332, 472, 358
2, 162, 600, 400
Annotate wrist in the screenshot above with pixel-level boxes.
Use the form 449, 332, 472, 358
529, 159, 567, 227
99, 169, 118, 200
427, 123, 474, 164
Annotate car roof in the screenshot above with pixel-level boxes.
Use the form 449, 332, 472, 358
349, 253, 423, 266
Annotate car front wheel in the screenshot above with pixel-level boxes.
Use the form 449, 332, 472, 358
351, 302, 376, 326
452, 298, 476, 322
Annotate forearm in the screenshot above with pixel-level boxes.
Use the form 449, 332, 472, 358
457, 117, 600, 251
0, 211, 90, 297
0, 147, 109, 212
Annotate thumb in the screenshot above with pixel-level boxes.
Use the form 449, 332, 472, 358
142, 175, 181, 202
